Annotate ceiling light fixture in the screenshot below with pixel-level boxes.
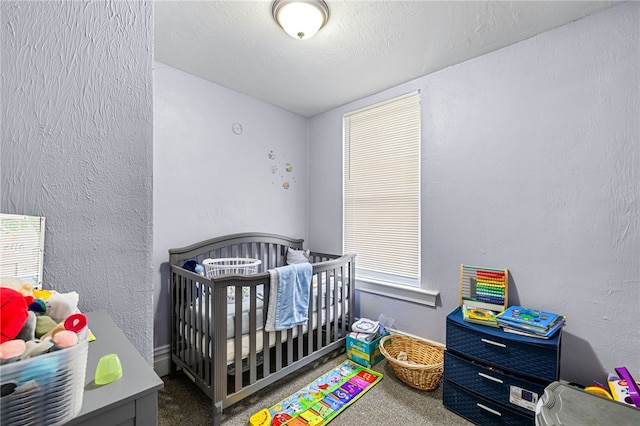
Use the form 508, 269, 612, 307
272, 0, 329, 40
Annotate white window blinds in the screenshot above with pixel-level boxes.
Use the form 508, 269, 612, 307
0, 213, 46, 289
343, 91, 421, 286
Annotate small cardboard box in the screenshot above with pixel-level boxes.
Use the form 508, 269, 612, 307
346, 333, 387, 368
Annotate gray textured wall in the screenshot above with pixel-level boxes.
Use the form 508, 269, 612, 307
309, 2, 639, 386
1, 1, 154, 362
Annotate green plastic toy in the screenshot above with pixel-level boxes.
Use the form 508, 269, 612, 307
95, 353, 122, 385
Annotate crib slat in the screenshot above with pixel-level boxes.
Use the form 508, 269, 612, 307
316, 296, 322, 350
234, 285, 243, 392
333, 266, 341, 341
195, 278, 205, 382
306, 295, 314, 353
203, 284, 212, 388
248, 284, 258, 384
192, 279, 199, 376
306, 274, 314, 355
324, 269, 331, 344
297, 324, 304, 360
251, 243, 259, 271
275, 330, 282, 371
183, 275, 190, 368
212, 282, 228, 408
173, 273, 179, 362
186, 276, 194, 369
286, 326, 293, 365
262, 279, 271, 376
173, 272, 182, 365
178, 274, 185, 366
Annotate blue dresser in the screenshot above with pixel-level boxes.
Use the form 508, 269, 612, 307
443, 307, 561, 425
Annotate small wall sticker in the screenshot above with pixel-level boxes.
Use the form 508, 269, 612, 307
268, 150, 296, 190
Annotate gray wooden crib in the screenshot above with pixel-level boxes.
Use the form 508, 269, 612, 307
169, 232, 355, 425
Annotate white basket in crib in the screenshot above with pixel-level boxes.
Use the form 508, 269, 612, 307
202, 258, 262, 277
0, 338, 89, 426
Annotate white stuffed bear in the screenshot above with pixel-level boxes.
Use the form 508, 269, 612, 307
46, 291, 80, 323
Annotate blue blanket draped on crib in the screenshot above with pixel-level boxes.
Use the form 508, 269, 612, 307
265, 263, 313, 332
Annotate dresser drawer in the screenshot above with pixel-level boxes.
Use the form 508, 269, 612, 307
443, 379, 534, 426
446, 308, 560, 382
444, 351, 546, 415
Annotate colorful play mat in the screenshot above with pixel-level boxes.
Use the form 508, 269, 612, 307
249, 359, 383, 426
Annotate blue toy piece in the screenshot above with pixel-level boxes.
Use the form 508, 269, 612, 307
18, 354, 59, 385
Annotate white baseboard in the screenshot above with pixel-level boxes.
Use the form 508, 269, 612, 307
386, 328, 446, 348
153, 344, 172, 378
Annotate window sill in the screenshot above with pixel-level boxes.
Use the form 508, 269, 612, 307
355, 278, 439, 307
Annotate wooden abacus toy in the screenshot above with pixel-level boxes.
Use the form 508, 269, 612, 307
459, 264, 509, 312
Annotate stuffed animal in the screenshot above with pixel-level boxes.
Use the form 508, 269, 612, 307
16, 311, 36, 341
34, 315, 58, 338
27, 289, 79, 319
0, 284, 87, 367
0, 287, 30, 343
52, 330, 78, 350
22, 338, 54, 359
0, 339, 27, 364
47, 291, 79, 323
28, 298, 47, 315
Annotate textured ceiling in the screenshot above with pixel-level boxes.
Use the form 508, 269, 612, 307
154, 0, 620, 117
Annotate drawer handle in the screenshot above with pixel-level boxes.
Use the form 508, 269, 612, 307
477, 403, 502, 417
481, 338, 506, 348
478, 372, 504, 383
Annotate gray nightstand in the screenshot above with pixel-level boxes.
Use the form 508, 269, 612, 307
66, 310, 163, 426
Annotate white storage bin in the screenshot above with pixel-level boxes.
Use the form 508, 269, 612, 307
0, 338, 88, 426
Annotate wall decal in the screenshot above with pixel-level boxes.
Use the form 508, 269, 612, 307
268, 150, 297, 190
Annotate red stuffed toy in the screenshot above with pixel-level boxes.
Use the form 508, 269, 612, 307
0, 287, 30, 343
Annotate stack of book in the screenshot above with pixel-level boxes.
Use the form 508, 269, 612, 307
496, 305, 565, 339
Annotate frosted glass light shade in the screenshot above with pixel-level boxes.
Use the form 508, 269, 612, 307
272, 0, 329, 40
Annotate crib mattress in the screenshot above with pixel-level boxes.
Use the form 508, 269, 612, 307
222, 303, 346, 364
192, 277, 342, 340
183, 299, 348, 365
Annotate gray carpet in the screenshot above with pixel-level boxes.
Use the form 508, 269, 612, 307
158, 350, 473, 425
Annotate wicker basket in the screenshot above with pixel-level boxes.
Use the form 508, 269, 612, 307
379, 334, 444, 391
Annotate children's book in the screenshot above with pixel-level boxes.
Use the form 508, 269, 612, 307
502, 326, 550, 339
462, 305, 500, 327
501, 317, 565, 339
496, 306, 562, 330
498, 315, 564, 333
